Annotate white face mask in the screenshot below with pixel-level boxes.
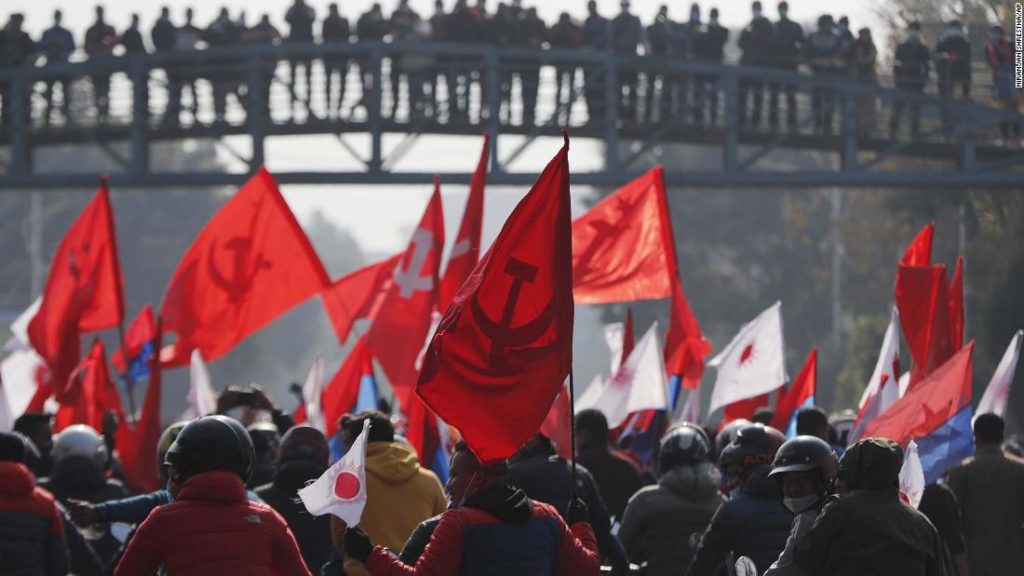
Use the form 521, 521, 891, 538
783, 494, 819, 514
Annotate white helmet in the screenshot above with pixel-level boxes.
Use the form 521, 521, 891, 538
52, 425, 107, 466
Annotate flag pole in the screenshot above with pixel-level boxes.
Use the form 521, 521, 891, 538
568, 370, 577, 500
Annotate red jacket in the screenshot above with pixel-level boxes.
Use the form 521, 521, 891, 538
114, 471, 311, 576
0, 462, 69, 576
364, 500, 600, 576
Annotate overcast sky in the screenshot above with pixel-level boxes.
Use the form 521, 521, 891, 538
10, 0, 886, 257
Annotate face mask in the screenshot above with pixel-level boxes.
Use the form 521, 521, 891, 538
783, 494, 819, 514
752, 8, 762, 18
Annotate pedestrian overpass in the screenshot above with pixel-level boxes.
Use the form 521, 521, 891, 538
1, 41, 1022, 189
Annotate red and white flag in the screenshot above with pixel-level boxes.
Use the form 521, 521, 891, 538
859, 307, 902, 409
301, 355, 326, 433
899, 440, 925, 509
977, 330, 1023, 417
299, 418, 370, 526
577, 323, 669, 428
707, 302, 787, 417
187, 350, 217, 419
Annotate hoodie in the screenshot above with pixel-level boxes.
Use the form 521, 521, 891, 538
330, 442, 447, 576
619, 462, 724, 576
0, 462, 70, 576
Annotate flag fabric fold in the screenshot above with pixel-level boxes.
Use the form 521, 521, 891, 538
160, 167, 330, 366
899, 440, 925, 509
322, 336, 377, 438
581, 323, 669, 429
900, 223, 934, 267
859, 307, 902, 409
114, 322, 164, 492
299, 418, 371, 526
187, 350, 217, 419
707, 302, 787, 417
321, 254, 402, 346
441, 135, 489, 309
113, 304, 157, 388
948, 256, 964, 352
862, 342, 975, 483
896, 264, 953, 389
28, 184, 125, 399
417, 136, 573, 465
55, 339, 124, 432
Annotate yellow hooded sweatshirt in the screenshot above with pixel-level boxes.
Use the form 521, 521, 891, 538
331, 441, 447, 576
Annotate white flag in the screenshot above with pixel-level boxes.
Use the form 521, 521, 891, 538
188, 350, 218, 418
302, 355, 326, 433
584, 323, 669, 428
574, 373, 607, 414
708, 302, 787, 416
604, 322, 625, 374
299, 418, 371, 526
676, 385, 701, 426
899, 440, 925, 509
977, 330, 1023, 417
848, 375, 899, 444
0, 349, 47, 422
0, 375, 12, 432
859, 307, 901, 409
4, 298, 41, 353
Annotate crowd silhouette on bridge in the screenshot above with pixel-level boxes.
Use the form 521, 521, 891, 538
0, 1, 1020, 143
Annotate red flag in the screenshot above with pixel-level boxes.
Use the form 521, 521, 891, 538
664, 277, 711, 386
540, 384, 573, 459
55, 339, 124, 431
622, 308, 636, 361
28, 184, 125, 399
723, 394, 770, 426
862, 342, 973, 445
900, 222, 934, 267
441, 134, 490, 309
367, 182, 445, 398
159, 168, 330, 366
112, 304, 157, 373
948, 257, 964, 352
417, 135, 574, 465
114, 318, 164, 492
572, 167, 674, 303
322, 336, 374, 437
896, 265, 953, 388
322, 254, 402, 345
771, 348, 817, 431
405, 395, 441, 465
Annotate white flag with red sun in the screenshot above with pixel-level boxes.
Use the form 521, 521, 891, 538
298, 418, 370, 526
707, 301, 787, 416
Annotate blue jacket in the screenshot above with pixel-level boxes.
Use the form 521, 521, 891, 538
686, 467, 792, 576
95, 488, 265, 525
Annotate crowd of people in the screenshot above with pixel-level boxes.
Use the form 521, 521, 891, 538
0, 1, 1020, 140
1, 381, 1022, 575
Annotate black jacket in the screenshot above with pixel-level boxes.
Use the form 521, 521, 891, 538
255, 461, 333, 573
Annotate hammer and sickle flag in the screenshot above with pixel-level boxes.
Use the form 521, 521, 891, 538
417, 134, 573, 465
159, 168, 330, 366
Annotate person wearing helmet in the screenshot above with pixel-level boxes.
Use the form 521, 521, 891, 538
248, 421, 283, 488
618, 423, 725, 576
794, 438, 946, 576
113, 415, 311, 576
0, 431, 71, 576
763, 436, 838, 576
686, 423, 791, 576
255, 425, 334, 572
40, 424, 127, 568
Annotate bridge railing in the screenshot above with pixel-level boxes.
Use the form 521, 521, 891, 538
1, 41, 1021, 185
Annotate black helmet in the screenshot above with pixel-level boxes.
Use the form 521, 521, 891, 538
164, 415, 254, 482
719, 423, 787, 473
769, 435, 838, 486
715, 419, 751, 457
659, 423, 711, 473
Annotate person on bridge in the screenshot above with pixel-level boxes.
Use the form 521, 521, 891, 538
738, 1, 775, 129
285, 0, 316, 113
322, 3, 351, 119
985, 26, 1021, 143
690, 7, 728, 126
644, 5, 675, 124
203, 8, 243, 125
355, 3, 388, 117
388, 0, 424, 119
804, 14, 845, 135
120, 14, 147, 56
611, 0, 644, 123
163, 8, 203, 126
935, 20, 972, 136
581, 0, 610, 123
84, 6, 117, 122
849, 27, 878, 137
548, 12, 582, 125
517, 6, 547, 126
769, 1, 803, 131
39, 9, 75, 126
889, 21, 930, 139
